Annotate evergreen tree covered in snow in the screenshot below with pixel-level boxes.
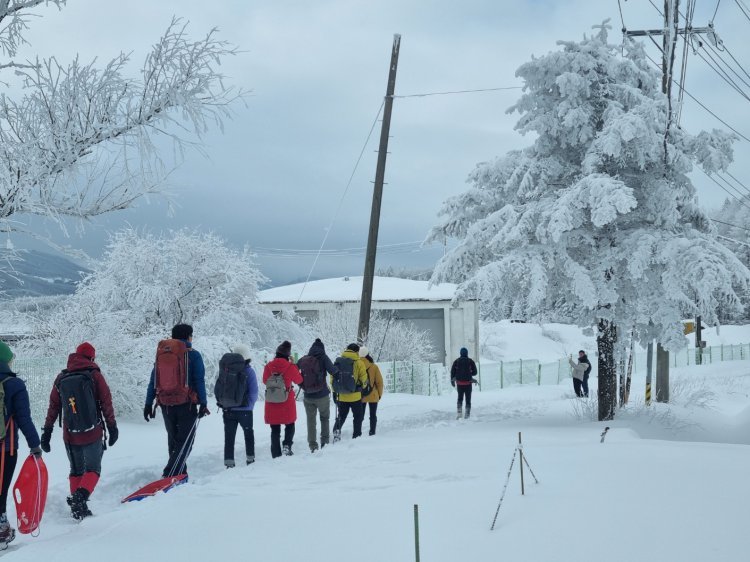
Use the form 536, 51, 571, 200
29, 229, 299, 414
429, 23, 749, 420
712, 198, 750, 321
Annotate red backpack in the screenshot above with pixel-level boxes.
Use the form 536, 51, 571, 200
154, 339, 192, 406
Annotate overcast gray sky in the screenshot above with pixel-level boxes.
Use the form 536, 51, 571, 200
11, 0, 750, 285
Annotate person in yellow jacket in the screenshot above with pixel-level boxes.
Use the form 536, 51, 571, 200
332, 343, 369, 441
359, 347, 384, 436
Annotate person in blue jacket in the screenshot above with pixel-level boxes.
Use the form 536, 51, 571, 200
219, 344, 258, 467
0, 341, 42, 546
143, 324, 209, 478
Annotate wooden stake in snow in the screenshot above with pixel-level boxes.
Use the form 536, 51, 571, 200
413, 504, 421, 562
518, 432, 525, 496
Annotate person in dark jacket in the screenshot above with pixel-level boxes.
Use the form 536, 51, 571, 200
0, 341, 42, 546
144, 324, 209, 478
220, 344, 259, 467
570, 350, 592, 398
451, 347, 478, 419
263, 341, 303, 458
41, 342, 117, 520
298, 338, 336, 453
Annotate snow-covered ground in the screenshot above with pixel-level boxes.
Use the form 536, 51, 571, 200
6, 362, 750, 561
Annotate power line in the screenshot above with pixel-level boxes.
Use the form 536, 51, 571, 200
712, 0, 723, 22
699, 168, 750, 212
617, 0, 627, 31
702, 38, 750, 91
392, 86, 522, 99
725, 170, 750, 195
711, 217, 750, 232
734, 0, 750, 22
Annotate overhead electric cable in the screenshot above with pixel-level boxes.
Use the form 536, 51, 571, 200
392, 86, 522, 98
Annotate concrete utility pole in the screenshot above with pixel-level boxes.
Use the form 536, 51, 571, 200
695, 315, 703, 365
645, 341, 653, 405
357, 34, 401, 345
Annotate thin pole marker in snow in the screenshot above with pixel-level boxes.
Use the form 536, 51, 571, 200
518, 432, 525, 495
600, 426, 610, 443
490, 436, 540, 531
413, 504, 421, 562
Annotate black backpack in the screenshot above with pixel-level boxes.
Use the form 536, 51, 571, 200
297, 355, 327, 394
361, 364, 374, 397
332, 356, 357, 394
57, 370, 99, 433
215, 353, 249, 409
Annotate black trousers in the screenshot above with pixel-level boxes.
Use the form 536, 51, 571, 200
161, 403, 198, 477
0, 452, 18, 515
223, 410, 255, 461
270, 423, 295, 458
457, 385, 472, 409
365, 402, 378, 435
334, 401, 365, 438
573, 378, 584, 397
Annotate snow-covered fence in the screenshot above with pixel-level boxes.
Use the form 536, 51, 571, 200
378, 361, 451, 396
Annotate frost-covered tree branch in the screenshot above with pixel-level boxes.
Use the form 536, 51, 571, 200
0, 3, 242, 236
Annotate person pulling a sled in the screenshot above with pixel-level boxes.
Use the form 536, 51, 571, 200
41, 342, 117, 520
451, 347, 477, 419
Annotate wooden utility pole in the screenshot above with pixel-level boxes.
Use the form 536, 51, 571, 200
695, 315, 703, 364
656, 342, 670, 402
357, 34, 401, 344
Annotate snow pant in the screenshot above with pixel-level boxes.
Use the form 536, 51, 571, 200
303, 395, 330, 450
223, 410, 255, 463
270, 423, 295, 458
161, 403, 198, 477
0, 452, 18, 516
334, 401, 365, 438
573, 377, 584, 397
365, 402, 378, 435
457, 385, 472, 409
582, 374, 590, 397
65, 440, 103, 495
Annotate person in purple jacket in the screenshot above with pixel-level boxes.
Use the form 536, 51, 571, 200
217, 345, 259, 467
0, 341, 42, 547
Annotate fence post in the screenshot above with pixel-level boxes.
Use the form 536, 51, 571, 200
520, 359, 523, 385
393, 360, 397, 392
478, 362, 482, 391
557, 359, 561, 384
537, 363, 541, 385
428, 364, 431, 396
721, 344, 724, 361
411, 362, 415, 394
500, 361, 504, 389
709, 346, 713, 363
731, 345, 735, 360
687, 347, 690, 366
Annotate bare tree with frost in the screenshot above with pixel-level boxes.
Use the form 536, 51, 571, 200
428, 23, 749, 420
0, 1, 240, 241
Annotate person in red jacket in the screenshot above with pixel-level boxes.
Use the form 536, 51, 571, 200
40, 342, 118, 520
262, 341, 302, 458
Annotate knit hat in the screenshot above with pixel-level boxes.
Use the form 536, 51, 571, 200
232, 344, 252, 361
358, 346, 369, 358
346, 343, 360, 353
76, 342, 96, 360
276, 340, 292, 358
460, 347, 468, 357
0, 341, 13, 364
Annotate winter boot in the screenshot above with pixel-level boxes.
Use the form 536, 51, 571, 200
68, 488, 92, 520
456, 406, 462, 420
0, 514, 15, 548
246, 456, 255, 465
224, 459, 236, 469
282, 444, 293, 456
464, 407, 471, 419
310, 442, 319, 453
333, 429, 341, 443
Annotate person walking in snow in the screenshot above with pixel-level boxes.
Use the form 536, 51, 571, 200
332, 343, 369, 441
216, 344, 258, 467
144, 324, 209, 478
41, 342, 117, 520
569, 350, 592, 397
297, 338, 336, 453
359, 347, 384, 436
263, 341, 303, 457
451, 347, 478, 419
0, 341, 42, 545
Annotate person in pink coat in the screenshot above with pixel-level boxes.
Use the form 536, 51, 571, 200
262, 341, 303, 457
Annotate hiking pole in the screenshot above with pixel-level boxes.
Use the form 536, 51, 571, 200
490, 446, 518, 531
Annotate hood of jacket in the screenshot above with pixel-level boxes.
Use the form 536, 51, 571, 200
66, 353, 98, 372
308, 339, 327, 357
342, 349, 360, 362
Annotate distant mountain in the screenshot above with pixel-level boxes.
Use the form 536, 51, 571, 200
0, 250, 89, 299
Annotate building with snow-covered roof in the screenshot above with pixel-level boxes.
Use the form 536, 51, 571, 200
258, 276, 479, 365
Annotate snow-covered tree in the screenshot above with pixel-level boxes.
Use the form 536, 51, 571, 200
0, 1, 240, 242
712, 197, 750, 321
428, 22, 750, 420
28, 229, 298, 414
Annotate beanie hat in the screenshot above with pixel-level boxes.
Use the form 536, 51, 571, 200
346, 343, 360, 353
76, 342, 96, 360
358, 346, 369, 358
231, 344, 252, 361
276, 340, 292, 358
0, 341, 13, 364
460, 347, 468, 357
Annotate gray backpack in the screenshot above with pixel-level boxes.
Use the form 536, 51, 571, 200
265, 372, 289, 403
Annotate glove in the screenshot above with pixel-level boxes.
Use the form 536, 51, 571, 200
30, 446, 42, 459
40, 426, 53, 453
144, 404, 155, 422
450, 379, 456, 388
108, 425, 119, 447
472, 377, 479, 385
198, 404, 210, 418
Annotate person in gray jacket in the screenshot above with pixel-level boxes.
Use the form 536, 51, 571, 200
569, 350, 592, 397
297, 339, 337, 452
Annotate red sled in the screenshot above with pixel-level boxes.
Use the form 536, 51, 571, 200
13, 455, 49, 535
121, 474, 188, 503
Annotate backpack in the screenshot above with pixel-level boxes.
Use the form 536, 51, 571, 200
56, 370, 100, 433
331, 356, 357, 394
154, 339, 191, 406
265, 372, 289, 403
0, 378, 8, 441
297, 355, 326, 394
360, 364, 374, 398
215, 353, 249, 409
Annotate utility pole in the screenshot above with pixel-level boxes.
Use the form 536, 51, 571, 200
645, 341, 653, 405
695, 315, 703, 364
357, 34, 401, 344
